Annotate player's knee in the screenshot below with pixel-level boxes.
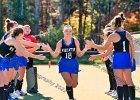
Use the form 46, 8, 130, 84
72, 83, 78, 88
125, 80, 134, 86
66, 79, 73, 87
18, 74, 25, 80
115, 78, 124, 86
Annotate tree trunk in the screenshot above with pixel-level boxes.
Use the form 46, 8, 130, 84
40, 0, 43, 30
7, 0, 11, 18
59, 0, 64, 24
0, 0, 2, 29
34, 0, 40, 35
83, 1, 88, 35
46, 0, 50, 28
139, 1, 140, 20
46, 0, 50, 29
90, 0, 94, 39
20, 0, 24, 16
108, 1, 112, 21
67, 0, 71, 24
83, 13, 87, 35
78, 0, 84, 49
112, 0, 119, 16
96, 15, 101, 44
40, 0, 47, 31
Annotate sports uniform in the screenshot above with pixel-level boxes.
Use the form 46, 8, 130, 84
113, 30, 131, 69
9, 54, 27, 71
3, 32, 27, 71
58, 38, 79, 74
0, 42, 16, 71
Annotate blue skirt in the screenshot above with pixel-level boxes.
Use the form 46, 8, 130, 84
0, 57, 10, 70
17, 56, 27, 67
9, 54, 27, 71
113, 52, 131, 69
58, 58, 79, 74
0, 57, 4, 71
131, 58, 136, 72
0, 59, 3, 70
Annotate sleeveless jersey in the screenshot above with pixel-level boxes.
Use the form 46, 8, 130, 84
2, 32, 16, 57
60, 38, 76, 59
3, 32, 10, 40
0, 42, 16, 58
113, 31, 129, 53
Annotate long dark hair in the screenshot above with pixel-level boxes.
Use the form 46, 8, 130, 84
11, 28, 23, 38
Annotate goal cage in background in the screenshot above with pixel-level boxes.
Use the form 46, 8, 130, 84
132, 34, 140, 67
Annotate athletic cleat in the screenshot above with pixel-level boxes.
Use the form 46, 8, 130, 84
105, 90, 113, 95
20, 90, 27, 96
27, 87, 38, 93
69, 98, 76, 100
10, 92, 20, 99
8, 96, 19, 100
111, 91, 118, 99
15, 90, 27, 96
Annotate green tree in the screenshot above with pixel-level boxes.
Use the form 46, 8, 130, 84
59, 0, 64, 24
12, 0, 25, 24
7, 0, 11, 18
37, 26, 63, 50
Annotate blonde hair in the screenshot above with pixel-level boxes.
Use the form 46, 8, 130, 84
63, 25, 72, 32
103, 27, 113, 33
110, 12, 125, 30
18, 25, 24, 28
24, 24, 30, 28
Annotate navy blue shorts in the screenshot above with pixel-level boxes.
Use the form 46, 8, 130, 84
113, 52, 131, 69
9, 54, 27, 70
58, 58, 79, 74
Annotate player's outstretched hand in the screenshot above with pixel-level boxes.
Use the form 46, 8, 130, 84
88, 55, 97, 61
86, 39, 95, 48
36, 54, 46, 60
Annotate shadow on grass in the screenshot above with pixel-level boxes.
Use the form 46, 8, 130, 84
19, 93, 53, 100
136, 97, 140, 100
